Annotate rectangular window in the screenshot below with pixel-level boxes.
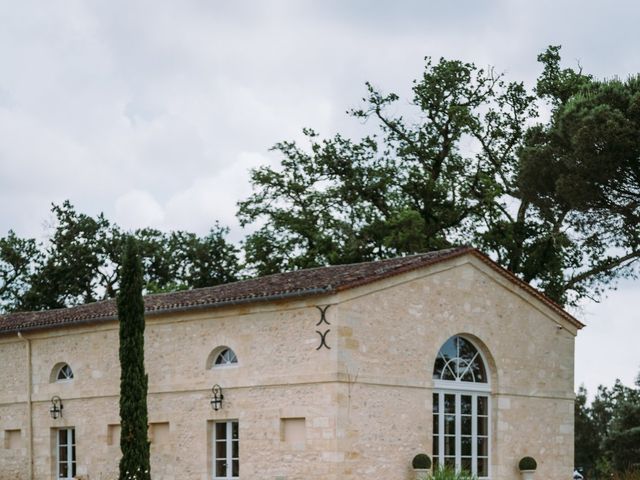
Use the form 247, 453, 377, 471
212, 421, 238, 480
432, 392, 490, 479
56, 428, 76, 479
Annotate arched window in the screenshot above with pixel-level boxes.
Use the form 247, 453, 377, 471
433, 335, 487, 383
207, 347, 238, 369
53, 363, 74, 382
215, 348, 238, 366
432, 336, 490, 478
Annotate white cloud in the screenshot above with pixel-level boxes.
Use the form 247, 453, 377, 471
112, 152, 269, 241
162, 151, 270, 240
575, 280, 640, 395
114, 190, 165, 230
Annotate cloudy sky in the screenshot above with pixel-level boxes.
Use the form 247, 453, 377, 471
1, 0, 638, 394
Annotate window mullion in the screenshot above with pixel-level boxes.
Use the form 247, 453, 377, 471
69, 428, 73, 479
227, 421, 232, 479
438, 392, 444, 467
455, 394, 461, 472
214, 423, 222, 480
487, 396, 492, 479
56, 430, 60, 479
67, 429, 71, 477
472, 394, 478, 476
70, 428, 74, 477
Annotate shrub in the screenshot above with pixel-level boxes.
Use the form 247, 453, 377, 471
518, 456, 537, 471
429, 466, 477, 479
611, 469, 640, 480
412, 453, 432, 469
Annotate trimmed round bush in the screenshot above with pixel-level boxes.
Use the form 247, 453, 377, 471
412, 453, 432, 470
518, 456, 537, 471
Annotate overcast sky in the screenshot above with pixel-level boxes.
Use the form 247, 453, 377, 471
1, 0, 638, 395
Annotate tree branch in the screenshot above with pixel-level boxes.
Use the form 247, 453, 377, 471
563, 249, 640, 292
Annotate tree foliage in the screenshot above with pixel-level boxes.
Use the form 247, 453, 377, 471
118, 237, 150, 480
0, 201, 241, 313
520, 64, 640, 302
239, 46, 640, 306
2, 46, 638, 311
0, 231, 41, 312
575, 385, 605, 474
575, 378, 640, 477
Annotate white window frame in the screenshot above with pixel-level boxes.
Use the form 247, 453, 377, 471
433, 389, 491, 479
212, 420, 239, 480
433, 336, 491, 479
211, 348, 238, 369
56, 427, 76, 479
55, 364, 74, 383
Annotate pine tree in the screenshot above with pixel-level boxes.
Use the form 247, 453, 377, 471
118, 237, 151, 480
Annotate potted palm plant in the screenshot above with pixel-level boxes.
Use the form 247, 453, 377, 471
412, 453, 432, 479
518, 456, 537, 480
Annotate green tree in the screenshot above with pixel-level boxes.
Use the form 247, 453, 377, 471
519, 52, 640, 303
604, 380, 640, 471
19, 201, 120, 310
576, 378, 640, 476
239, 57, 522, 276
574, 385, 603, 475
118, 237, 150, 480
168, 223, 240, 289
0, 231, 41, 312
238, 46, 639, 306
0, 201, 241, 313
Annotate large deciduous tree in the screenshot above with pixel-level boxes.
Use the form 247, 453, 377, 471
118, 237, 151, 480
0, 201, 241, 313
0, 231, 41, 312
238, 46, 640, 306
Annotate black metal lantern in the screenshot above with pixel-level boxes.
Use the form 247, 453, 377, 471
50, 396, 63, 419
210, 384, 224, 411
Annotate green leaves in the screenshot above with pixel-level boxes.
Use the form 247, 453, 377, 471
535, 45, 593, 107
2, 46, 638, 311
0, 231, 41, 311
577, 380, 640, 476
520, 71, 640, 304
427, 466, 477, 480
0, 202, 241, 312
239, 46, 640, 306
239, 57, 511, 274
117, 237, 150, 480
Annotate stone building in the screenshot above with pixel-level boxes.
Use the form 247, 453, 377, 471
0, 246, 583, 480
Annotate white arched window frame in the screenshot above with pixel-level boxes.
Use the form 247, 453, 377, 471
208, 347, 239, 369
432, 336, 491, 479
52, 363, 74, 383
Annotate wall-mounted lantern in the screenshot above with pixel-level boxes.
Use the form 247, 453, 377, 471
50, 396, 63, 419
210, 384, 224, 411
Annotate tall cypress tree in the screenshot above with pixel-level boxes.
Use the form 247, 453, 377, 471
118, 237, 151, 480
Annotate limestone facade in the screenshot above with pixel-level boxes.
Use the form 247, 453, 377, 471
0, 252, 581, 480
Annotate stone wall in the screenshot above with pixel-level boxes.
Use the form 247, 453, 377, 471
332, 256, 576, 479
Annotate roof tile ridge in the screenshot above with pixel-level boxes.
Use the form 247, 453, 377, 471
0, 297, 116, 320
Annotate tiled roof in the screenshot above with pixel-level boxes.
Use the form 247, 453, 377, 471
0, 246, 583, 335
